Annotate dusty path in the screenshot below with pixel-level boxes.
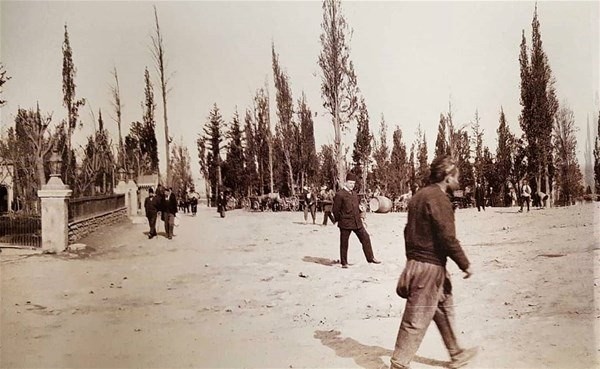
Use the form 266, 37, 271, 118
1, 203, 598, 368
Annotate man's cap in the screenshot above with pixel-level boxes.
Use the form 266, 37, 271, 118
148, 188, 154, 194
346, 172, 357, 182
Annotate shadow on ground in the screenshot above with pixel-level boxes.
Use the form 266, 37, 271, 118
314, 330, 449, 369
303, 256, 339, 266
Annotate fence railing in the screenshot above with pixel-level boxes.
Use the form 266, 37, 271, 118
69, 194, 126, 223
0, 205, 42, 248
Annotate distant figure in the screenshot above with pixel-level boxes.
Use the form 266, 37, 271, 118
303, 186, 317, 224
161, 187, 178, 240
390, 155, 477, 369
321, 187, 335, 226
474, 180, 486, 212
533, 191, 548, 209
217, 191, 227, 218
189, 188, 199, 216
332, 172, 381, 268
519, 179, 531, 213
144, 187, 159, 239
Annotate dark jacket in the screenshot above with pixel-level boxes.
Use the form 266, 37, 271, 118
474, 184, 485, 204
144, 195, 160, 217
217, 194, 227, 211
161, 193, 178, 215
332, 188, 363, 230
404, 184, 470, 271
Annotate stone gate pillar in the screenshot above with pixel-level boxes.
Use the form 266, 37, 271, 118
37, 176, 72, 253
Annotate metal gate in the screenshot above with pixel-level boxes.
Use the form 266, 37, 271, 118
0, 200, 42, 248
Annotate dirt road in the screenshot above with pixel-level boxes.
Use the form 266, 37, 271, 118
1, 203, 598, 368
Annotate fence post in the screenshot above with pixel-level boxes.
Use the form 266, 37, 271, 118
37, 176, 72, 253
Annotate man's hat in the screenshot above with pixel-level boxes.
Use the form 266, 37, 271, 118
346, 172, 357, 182
148, 187, 154, 194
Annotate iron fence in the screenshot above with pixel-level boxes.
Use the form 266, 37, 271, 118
0, 202, 42, 248
69, 194, 126, 223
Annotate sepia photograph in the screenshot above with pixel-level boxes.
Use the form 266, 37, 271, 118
0, 1, 599, 368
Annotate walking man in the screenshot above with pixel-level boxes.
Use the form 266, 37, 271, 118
144, 187, 159, 239
303, 186, 317, 224
332, 172, 381, 268
161, 187, 178, 239
390, 155, 477, 369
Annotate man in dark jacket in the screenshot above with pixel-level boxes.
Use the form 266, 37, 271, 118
332, 172, 381, 268
161, 187, 178, 239
390, 155, 477, 369
474, 179, 486, 212
144, 187, 160, 239
217, 191, 227, 218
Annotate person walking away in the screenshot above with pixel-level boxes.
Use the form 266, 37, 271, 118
332, 172, 381, 268
390, 155, 478, 369
519, 179, 531, 212
217, 191, 227, 218
144, 187, 160, 239
161, 187, 178, 239
474, 179, 486, 212
303, 186, 317, 224
322, 187, 335, 225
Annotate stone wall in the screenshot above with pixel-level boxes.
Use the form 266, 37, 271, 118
68, 207, 128, 243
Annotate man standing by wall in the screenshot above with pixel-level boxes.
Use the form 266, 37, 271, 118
390, 155, 477, 369
332, 172, 381, 269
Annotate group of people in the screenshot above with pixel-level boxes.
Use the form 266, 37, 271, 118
143, 185, 178, 240
329, 156, 478, 369
302, 186, 335, 225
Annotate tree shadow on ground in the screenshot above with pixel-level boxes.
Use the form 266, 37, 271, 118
303, 256, 339, 266
314, 330, 449, 369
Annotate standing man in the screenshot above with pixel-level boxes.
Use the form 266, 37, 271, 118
332, 172, 381, 268
303, 186, 317, 224
161, 187, 178, 240
321, 186, 335, 226
390, 155, 477, 369
189, 187, 199, 216
217, 191, 227, 218
144, 187, 159, 239
474, 179, 486, 212
519, 179, 531, 213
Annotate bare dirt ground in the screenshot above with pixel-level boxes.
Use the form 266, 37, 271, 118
1, 202, 599, 369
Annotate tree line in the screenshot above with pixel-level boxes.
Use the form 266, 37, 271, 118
1, 1, 599, 210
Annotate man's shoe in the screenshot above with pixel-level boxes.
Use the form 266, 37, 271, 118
341, 264, 348, 269
449, 347, 479, 369
369, 259, 382, 264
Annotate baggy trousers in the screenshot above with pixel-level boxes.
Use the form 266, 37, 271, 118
391, 260, 460, 369
339, 227, 375, 266
304, 204, 316, 223
164, 213, 175, 238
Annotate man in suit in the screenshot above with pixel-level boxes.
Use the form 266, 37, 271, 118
474, 179, 486, 212
332, 172, 381, 269
217, 191, 227, 218
161, 187, 178, 239
144, 187, 160, 239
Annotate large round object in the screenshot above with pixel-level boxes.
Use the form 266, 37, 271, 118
369, 196, 393, 213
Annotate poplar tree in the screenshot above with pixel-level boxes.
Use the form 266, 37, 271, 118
351, 97, 372, 193
318, 0, 359, 185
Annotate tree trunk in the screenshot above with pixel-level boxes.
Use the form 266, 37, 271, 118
334, 105, 344, 191
35, 155, 46, 190
286, 155, 295, 196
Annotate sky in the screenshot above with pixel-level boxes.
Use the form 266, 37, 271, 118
1, 1, 598, 187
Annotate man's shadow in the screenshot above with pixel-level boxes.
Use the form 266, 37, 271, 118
303, 256, 339, 266
314, 330, 449, 369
